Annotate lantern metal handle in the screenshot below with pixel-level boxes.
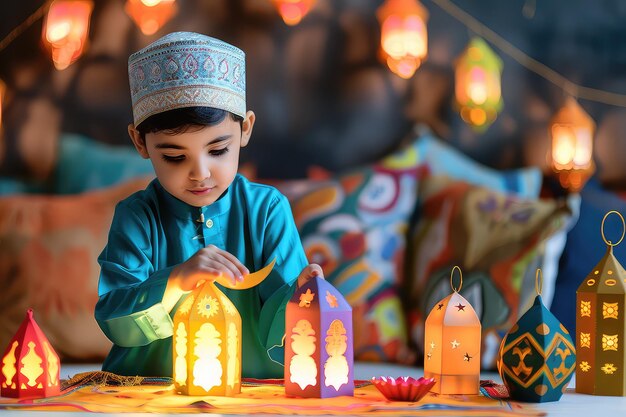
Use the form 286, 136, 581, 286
535, 269, 543, 296
450, 265, 463, 293
601, 210, 625, 247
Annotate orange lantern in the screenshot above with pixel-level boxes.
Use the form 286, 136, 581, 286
550, 97, 596, 192
172, 261, 274, 396
125, 0, 178, 36
576, 210, 626, 396
42, 0, 94, 70
0, 79, 5, 131
376, 0, 429, 79
424, 266, 481, 394
1, 310, 60, 399
285, 276, 354, 398
271, 0, 316, 26
455, 37, 503, 130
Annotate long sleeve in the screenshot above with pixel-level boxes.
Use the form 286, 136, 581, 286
95, 202, 174, 347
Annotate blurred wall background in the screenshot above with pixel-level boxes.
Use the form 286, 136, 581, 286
1, 0, 625, 188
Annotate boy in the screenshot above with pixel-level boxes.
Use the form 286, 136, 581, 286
95, 32, 322, 378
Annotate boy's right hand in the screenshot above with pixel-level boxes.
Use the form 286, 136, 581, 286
171, 245, 249, 291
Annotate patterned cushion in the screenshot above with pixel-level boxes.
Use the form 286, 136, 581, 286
404, 176, 571, 368
275, 145, 426, 363
0, 178, 151, 360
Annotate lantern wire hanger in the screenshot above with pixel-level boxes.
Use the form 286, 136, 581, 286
535, 268, 543, 297
450, 265, 463, 293
601, 210, 625, 247
0, 0, 55, 53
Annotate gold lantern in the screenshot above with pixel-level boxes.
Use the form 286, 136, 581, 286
42, 0, 94, 70
1, 310, 60, 399
550, 97, 596, 192
125, 0, 178, 36
424, 266, 481, 394
271, 0, 316, 26
455, 37, 503, 130
376, 0, 429, 79
172, 261, 274, 396
576, 210, 626, 396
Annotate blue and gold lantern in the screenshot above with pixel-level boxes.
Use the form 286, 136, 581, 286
498, 269, 576, 402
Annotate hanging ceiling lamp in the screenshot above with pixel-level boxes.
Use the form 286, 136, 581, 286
376, 0, 429, 79
42, 0, 94, 70
125, 0, 178, 36
272, 0, 316, 26
455, 37, 503, 130
550, 97, 596, 192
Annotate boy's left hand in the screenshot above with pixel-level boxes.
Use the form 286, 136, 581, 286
297, 263, 324, 288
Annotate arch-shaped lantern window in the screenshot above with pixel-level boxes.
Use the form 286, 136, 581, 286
498, 270, 576, 402
424, 266, 481, 394
376, 0, 429, 79
455, 37, 503, 130
271, 0, 316, 26
550, 97, 596, 192
576, 211, 626, 396
1, 310, 60, 398
125, 0, 178, 36
285, 276, 353, 398
172, 261, 274, 396
42, 0, 94, 71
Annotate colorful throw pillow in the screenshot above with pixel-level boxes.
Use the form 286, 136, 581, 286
404, 176, 571, 368
0, 177, 151, 360
275, 145, 427, 363
551, 178, 626, 334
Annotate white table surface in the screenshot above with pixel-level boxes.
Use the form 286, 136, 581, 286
0, 362, 625, 416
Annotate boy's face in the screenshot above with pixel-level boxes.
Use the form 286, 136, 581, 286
129, 111, 255, 207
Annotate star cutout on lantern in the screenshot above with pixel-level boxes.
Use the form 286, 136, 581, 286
299, 289, 315, 307
326, 291, 338, 308
579, 361, 591, 372
427, 352, 432, 360
451, 340, 460, 349
601, 363, 617, 375
430, 341, 436, 349
455, 303, 466, 312
464, 353, 472, 362
437, 303, 444, 310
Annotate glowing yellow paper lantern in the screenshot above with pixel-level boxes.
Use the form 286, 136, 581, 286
576, 210, 626, 396
125, 0, 178, 36
376, 0, 429, 79
172, 261, 274, 396
455, 37, 503, 130
1, 310, 60, 399
424, 266, 481, 394
285, 276, 354, 398
42, 0, 94, 70
271, 0, 316, 26
550, 97, 596, 192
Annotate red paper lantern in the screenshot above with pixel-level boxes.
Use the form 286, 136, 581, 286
42, 0, 94, 70
271, 0, 316, 26
1, 310, 60, 398
125, 0, 178, 36
285, 277, 354, 398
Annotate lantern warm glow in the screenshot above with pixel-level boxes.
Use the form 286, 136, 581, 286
0, 79, 5, 131
550, 98, 596, 192
272, 0, 316, 26
455, 37, 503, 130
125, 0, 178, 36
1, 310, 60, 399
576, 211, 626, 396
376, 0, 429, 79
424, 266, 481, 394
42, 0, 93, 70
285, 277, 353, 398
498, 270, 576, 402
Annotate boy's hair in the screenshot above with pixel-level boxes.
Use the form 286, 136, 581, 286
136, 107, 244, 137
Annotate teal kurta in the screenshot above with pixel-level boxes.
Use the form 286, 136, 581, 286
95, 174, 308, 378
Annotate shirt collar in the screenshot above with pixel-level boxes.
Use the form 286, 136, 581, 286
155, 179, 232, 221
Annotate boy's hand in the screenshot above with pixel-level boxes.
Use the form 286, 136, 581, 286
297, 263, 324, 288
171, 245, 249, 291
